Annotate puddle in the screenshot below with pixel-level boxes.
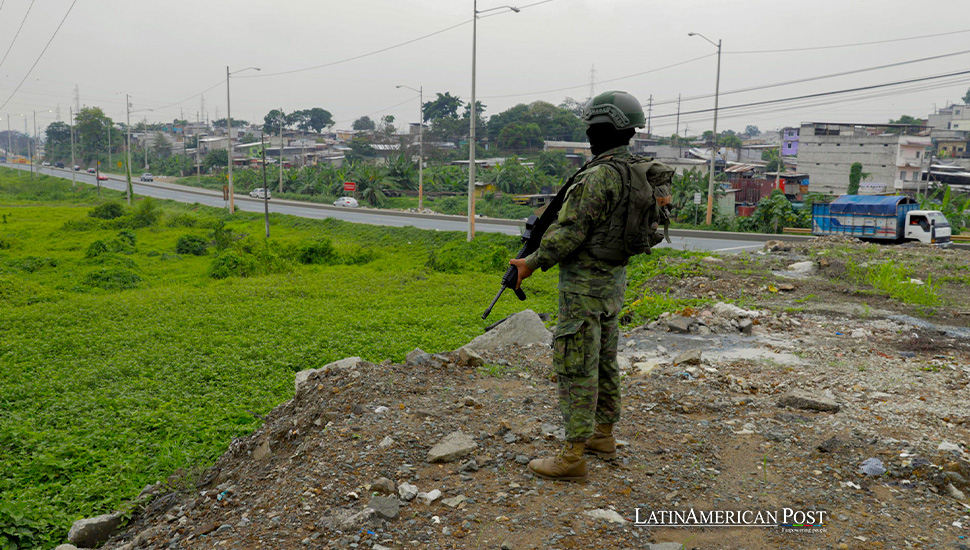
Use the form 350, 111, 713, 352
887, 314, 970, 341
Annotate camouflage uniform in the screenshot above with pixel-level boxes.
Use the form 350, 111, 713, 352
524, 145, 633, 442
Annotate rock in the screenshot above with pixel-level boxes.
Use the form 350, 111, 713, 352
503, 432, 519, 444
738, 318, 753, 335
787, 261, 817, 274
697, 325, 712, 335
633, 360, 662, 376
666, 315, 694, 333
398, 482, 419, 501
817, 436, 843, 453
939, 441, 963, 452
672, 349, 702, 366
367, 496, 401, 521
372, 477, 396, 495
459, 459, 479, 472
68, 512, 124, 548
457, 347, 485, 368
252, 439, 272, 461
713, 302, 759, 318
647, 544, 688, 550
379, 436, 395, 448
948, 483, 967, 501
417, 489, 442, 505
850, 329, 870, 339
441, 495, 467, 508
777, 283, 795, 291
515, 454, 530, 465
428, 431, 478, 463
778, 389, 840, 412
465, 310, 552, 352
859, 457, 886, 476
374, 406, 390, 414
406, 348, 432, 364
583, 508, 627, 524
54, 546, 79, 550
336, 508, 377, 530
294, 356, 363, 396
702, 256, 724, 263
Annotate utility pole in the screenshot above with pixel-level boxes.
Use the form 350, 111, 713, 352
261, 136, 270, 238
279, 107, 283, 193
226, 66, 234, 214
126, 94, 133, 205
675, 94, 682, 157
646, 95, 653, 138
69, 107, 76, 188
143, 117, 149, 169
25, 115, 32, 179
32, 110, 38, 179
418, 86, 424, 211
6, 115, 11, 166
468, 0, 478, 241
107, 122, 111, 170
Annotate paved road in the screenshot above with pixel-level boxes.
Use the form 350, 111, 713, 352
7, 164, 768, 253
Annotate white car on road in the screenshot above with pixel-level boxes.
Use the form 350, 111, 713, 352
140, 173, 154, 182
334, 197, 359, 208
249, 188, 271, 199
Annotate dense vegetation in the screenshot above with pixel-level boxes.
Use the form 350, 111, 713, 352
0, 167, 708, 549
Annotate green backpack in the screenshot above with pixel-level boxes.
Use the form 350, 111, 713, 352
586, 155, 675, 263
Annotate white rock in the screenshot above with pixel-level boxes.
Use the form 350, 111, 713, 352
417, 489, 442, 505
427, 431, 478, 463
294, 356, 363, 396
948, 483, 967, 501
787, 261, 817, 274
633, 360, 662, 376
379, 436, 395, 448
465, 310, 552, 352
712, 302, 759, 318
583, 508, 627, 524
374, 406, 389, 414
398, 482, 419, 501
939, 441, 962, 452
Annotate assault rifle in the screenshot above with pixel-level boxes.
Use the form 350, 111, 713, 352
481, 168, 584, 320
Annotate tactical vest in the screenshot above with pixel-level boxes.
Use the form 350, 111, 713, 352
583, 155, 674, 263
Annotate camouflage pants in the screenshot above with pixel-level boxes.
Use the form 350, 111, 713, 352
553, 291, 623, 442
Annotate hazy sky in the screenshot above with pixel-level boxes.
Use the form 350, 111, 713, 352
1, 0, 969, 138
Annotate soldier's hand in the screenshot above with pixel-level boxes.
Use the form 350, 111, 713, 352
509, 258, 534, 289
656, 195, 672, 207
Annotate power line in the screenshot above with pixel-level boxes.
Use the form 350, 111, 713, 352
651, 69, 970, 121
0, 0, 78, 111
241, 1, 557, 80
727, 27, 970, 55
480, 54, 715, 100
0, 0, 37, 71
652, 48, 970, 107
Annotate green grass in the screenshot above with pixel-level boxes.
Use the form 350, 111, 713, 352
0, 167, 707, 548
846, 258, 941, 308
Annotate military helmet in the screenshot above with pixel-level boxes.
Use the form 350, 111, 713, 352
581, 91, 646, 130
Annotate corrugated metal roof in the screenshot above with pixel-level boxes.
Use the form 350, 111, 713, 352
723, 163, 762, 173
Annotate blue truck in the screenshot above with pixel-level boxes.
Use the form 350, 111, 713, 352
812, 195, 951, 246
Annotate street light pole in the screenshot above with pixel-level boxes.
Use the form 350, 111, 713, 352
279, 107, 283, 193
397, 85, 424, 210
689, 32, 722, 226
226, 66, 261, 214
69, 108, 76, 188
467, 1, 520, 241
31, 110, 37, 179
126, 95, 133, 204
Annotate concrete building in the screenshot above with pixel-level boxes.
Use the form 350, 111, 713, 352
797, 122, 931, 195
927, 104, 970, 130
781, 127, 799, 157
543, 140, 591, 164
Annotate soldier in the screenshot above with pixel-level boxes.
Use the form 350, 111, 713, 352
510, 90, 667, 482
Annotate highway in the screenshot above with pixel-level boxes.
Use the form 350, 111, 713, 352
5, 164, 805, 253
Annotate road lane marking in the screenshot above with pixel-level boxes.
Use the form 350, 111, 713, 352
715, 244, 765, 252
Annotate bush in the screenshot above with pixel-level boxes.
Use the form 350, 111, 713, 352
85, 240, 111, 258
127, 198, 162, 228
117, 230, 136, 247
7, 256, 58, 273
175, 235, 208, 256
296, 238, 340, 265
89, 201, 125, 220
341, 246, 378, 266
84, 268, 142, 290
0, 499, 56, 550
209, 251, 257, 279
0, 235, 15, 250
427, 235, 516, 274
166, 212, 200, 228
209, 222, 237, 250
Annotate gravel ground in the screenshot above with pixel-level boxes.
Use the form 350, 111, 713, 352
87, 239, 970, 550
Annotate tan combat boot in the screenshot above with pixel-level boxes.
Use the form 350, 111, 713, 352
528, 441, 588, 482
585, 423, 617, 460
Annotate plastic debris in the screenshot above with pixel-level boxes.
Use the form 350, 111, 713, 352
860, 457, 886, 476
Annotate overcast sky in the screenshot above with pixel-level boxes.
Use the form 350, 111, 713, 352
1, 0, 969, 138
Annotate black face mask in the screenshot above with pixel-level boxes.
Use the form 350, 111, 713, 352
586, 124, 635, 156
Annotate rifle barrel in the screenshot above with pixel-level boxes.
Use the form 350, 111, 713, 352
482, 287, 506, 320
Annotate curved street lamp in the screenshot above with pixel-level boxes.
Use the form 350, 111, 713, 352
688, 32, 722, 225
468, 2, 520, 241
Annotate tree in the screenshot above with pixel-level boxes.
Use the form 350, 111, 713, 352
352, 116, 376, 131
306, 108, 334, 133
75, 107, 113, 156
558, 97, 585, 117
744, 125, 760, 137
497, 122, 542, 152
378, 115, 396, 135
761, 148, 781, 172
203, 149, 228, 171
345, 137, 376, 163
535, 150, 571, 179
152, 132, 172, 158
212, 118, 248, 128
45, 121, 72, 150
964, 87, 970, 105
487, 101, 584, 146
890, 115, 922, 126
263, 109, 287, 134
847, 162, 870, 195
423, 92, 464, 122
241, 133, 257, 144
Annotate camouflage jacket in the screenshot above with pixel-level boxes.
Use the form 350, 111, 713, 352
524, 145, 631, 299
